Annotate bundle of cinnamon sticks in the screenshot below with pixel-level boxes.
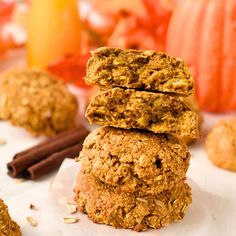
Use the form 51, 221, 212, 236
7, 125, 89, 180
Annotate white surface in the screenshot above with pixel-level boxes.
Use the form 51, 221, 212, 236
0, 113, 236, 235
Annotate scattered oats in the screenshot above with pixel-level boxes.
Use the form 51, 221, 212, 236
15, 178, 25, 183
66, 203, 77, 214
29, 204, 37, 210
64, 216, 79, 224
26, 216, 38, 227
0, 138, 6, 145
66, 199, 76, 205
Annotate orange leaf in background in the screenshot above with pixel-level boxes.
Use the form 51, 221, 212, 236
108, 13, 159, 50
105, 0, 174, 51
47, 53, 90, 88
0, 1, 15, 23
88, 0, 146, 18
81, 0, 148, 46
142, 0, 175, 49
0, 0, 15, 55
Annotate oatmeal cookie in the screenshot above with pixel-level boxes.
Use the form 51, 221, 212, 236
78, 126, 190, 194
74, 171, 192, 232
206, 119, 236, 172
0, 68, 78, 136
86, 88, 199, 138
0, 199, 22, 236
180, 95, 202, 145
86, 47, 193, 96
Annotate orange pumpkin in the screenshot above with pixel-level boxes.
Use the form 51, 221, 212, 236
166, 0, 236, 113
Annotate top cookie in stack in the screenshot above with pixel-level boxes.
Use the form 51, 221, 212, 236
86, 47, 193, 95
86, 47, 199, 138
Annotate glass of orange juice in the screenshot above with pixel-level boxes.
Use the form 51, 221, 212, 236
27, 0, 81, 68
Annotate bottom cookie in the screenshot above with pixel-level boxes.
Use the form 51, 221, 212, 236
74, 171, 192, 232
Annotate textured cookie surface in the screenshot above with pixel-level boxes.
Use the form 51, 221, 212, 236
79, 126, 190, 194
0, 68, 78, 136
206, 119, 236, 172
86, 88, 199, 138
74, 171, 192, 232
180, 95, 202, 145
86, 47, 193, 95
0, 199, 22, 236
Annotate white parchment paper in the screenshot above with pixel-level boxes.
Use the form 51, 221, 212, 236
40, 159, 219, 236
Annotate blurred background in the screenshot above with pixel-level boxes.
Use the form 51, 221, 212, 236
0, 0, 235, 113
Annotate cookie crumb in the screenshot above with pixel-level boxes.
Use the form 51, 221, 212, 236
29, 204, 36, 210
26, 217, 38, 227
64, 216, 79, 224
66, 203, 77, 214
0, 138, 6, 145
14, 178, 25, 183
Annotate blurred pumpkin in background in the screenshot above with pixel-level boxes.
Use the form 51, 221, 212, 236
166, 0, 236, 113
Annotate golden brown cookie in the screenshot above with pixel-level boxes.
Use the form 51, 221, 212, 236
180, 95, 202, 145
0, 199, 22, 236
78, 126, 190, 194
86, 88, 199, 138
0, 68, 78, 136
74, 171, 192, 232
205, 119, 236, 171
86, 47, 193, 96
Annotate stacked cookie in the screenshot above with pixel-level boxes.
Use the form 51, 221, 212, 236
74, 47, 199, 231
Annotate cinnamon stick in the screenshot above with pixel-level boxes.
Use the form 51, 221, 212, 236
27, 142, 83, 180
13, 127, 88, 160
7, 126, 89, 178
13, 129, 77, 159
